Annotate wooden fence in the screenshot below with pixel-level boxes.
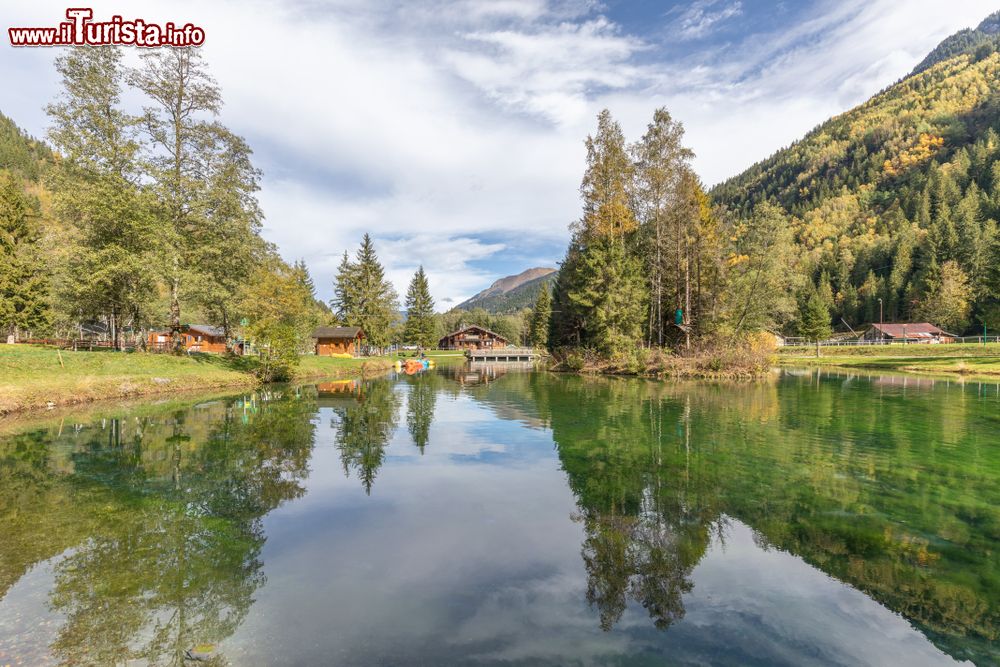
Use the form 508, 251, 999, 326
783, 335, 1000, 348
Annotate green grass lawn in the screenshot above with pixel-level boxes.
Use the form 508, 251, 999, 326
0, 345, 403, 415
778, 343, 1000, 378
0, 344, 258, 415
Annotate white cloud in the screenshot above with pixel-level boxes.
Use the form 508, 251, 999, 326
675, 0, 743, 40
1, 0, 997, 308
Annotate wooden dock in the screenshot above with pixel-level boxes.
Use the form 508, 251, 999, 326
466, 347, 537, 362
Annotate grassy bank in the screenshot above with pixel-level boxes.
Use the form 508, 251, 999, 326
778, 343, 1000, 378
550, 339, 774, 379
0, 345, 395, 416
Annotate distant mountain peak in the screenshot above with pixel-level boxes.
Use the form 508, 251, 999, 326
979, 11, 1000, 35
456, 267, 556, 313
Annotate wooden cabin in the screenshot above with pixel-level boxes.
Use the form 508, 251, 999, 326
863, 322, 954, 344
149, 325, 228, 353
438, 325, 508, 350
313, 326, 365, 356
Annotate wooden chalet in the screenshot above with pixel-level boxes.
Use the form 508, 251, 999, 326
313, 326, 365, 356
438, 325, 508, 350
148, 324, 229, 353
863, 322, 955, 343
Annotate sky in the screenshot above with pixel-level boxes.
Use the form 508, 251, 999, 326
2, 0, 998, 309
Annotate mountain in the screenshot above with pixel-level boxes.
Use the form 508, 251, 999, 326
711, 13, 1000, 332
456, 267, 556, 313
910, 11, 1000, 76
0, 110, 52, 182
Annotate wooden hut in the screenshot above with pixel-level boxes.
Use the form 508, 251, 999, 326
438, 325, 508, 350
313, 326, 365, 356
863, 322, 954, 343
148, 325, 228, 353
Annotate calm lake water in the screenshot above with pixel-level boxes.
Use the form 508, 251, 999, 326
1, 367, 998, 666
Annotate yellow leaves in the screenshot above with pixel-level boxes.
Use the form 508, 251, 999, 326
726, 253, 749, 267
883, 133, 944, 176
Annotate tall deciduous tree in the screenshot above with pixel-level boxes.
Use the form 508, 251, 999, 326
403, 266, 436, 348
130, 48, 260, 345
632, 108, 694, 345
46, 46, 158, 349
723, 203, 800, 333
239, 256, 317, 380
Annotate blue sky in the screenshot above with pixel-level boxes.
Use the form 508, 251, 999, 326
2, 0, 997, 308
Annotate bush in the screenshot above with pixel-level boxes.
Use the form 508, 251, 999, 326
564, 352, 586, 372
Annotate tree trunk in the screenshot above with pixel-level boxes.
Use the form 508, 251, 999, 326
170, 275, 182, 352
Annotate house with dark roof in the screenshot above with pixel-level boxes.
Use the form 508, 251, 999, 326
863, 322, 955, 343
148, 324, 230, 353
313, 326, 365, 356
438, 325, 508, 350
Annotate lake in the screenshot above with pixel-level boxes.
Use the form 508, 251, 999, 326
1, 367, 998, 666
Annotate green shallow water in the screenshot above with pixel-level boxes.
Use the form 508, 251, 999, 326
0, 367, 998, 666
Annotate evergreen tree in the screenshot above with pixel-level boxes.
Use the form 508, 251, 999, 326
403, 266, 436, 348
0, 171, 49, 339
798, 290, 832, 357
331, 251, 355, 325
528, 286, 552, 349
334, 234, 399, 350
567, 237, 647, 354
916, 259, 972, 332
561, 110, 647, 354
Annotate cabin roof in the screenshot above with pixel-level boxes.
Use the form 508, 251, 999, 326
869, 322, 952, 338
188, 324, 226, 338
313, 326, 365, 339
439, 324, 509, 343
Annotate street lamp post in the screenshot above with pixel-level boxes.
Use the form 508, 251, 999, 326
877, 298, 883, 345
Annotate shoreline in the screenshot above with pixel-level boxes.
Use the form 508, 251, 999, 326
777, 344, 1000, 380
0, 346, 396, 418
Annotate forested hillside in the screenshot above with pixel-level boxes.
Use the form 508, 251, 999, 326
713, 15, 1000, 333
457, 270, 556, 314
910, 11, 1000, 76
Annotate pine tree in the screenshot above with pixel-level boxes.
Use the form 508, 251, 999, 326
561, 110, 647, 354
403, 266, 436, 348
567, 237, 647, 354
335, 234, 399, 350
528, 286, 552, 349
916, 259, 972, 332
0, 171, 49, 339
798, 290, 832, 357
331, 251, 355, 324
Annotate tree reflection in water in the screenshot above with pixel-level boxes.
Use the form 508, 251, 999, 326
518, 371, 1000, 661
0, 388, 317, 666
329, 380, 401, 494
404, 372, 441, 454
